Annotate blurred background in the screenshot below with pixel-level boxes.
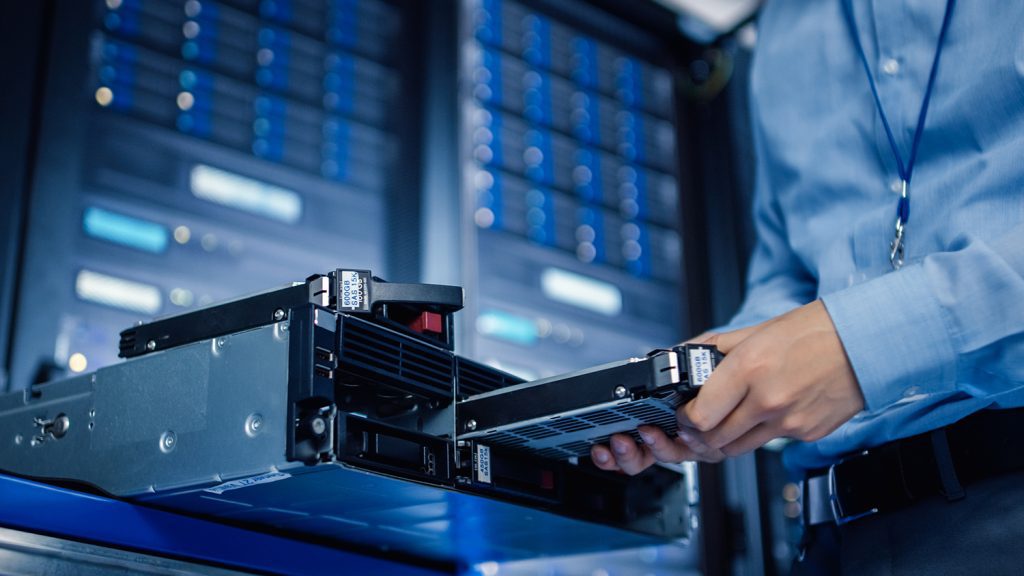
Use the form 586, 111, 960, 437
0, 0, 802, 573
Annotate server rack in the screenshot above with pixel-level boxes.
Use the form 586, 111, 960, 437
455, 0, 696, 381
6, 0, 428, 393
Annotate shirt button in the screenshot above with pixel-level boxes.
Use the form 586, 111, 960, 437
882, 58, 900, 76
890, 178, 903, 193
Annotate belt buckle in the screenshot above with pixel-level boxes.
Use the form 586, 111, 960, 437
828, 449, 880, 525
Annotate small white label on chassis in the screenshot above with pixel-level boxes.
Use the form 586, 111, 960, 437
338, 270, 364, 310
203, 471, 291, 495
476, 444, 492, 484
689, 348, 713, 387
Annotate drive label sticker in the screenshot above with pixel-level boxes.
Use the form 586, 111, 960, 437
338, 270, 365, 310
689, 348, 713, 387
476, 444, 492, 484
203, 471, 291, 495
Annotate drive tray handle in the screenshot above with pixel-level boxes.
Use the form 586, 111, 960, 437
674, 343, 723, 390
645, 343, 722, 392
328, 269, 464, 314
369, 280, 464, 312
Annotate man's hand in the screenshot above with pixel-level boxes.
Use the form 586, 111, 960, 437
591, 300, 864, 474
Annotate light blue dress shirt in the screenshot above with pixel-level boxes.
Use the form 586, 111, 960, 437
727, 0, 1024, 471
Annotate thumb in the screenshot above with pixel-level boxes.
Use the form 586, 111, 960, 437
700, 324, 760, 355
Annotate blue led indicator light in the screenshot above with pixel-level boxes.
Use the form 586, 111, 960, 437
82, 207, 169, 254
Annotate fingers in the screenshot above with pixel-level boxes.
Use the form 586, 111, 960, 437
676, 427, 726, 463
702, 324, 760, 355
678, 358, 749, 433
609, 434, 655, 475
699, 401, 766, 451
590, 444, 620, 472
637, 426, 697, 463
720, 423, 777, 457
590, 434, 655, 475
593, 427, 717, 472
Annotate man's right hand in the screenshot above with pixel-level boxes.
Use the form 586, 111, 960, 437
589, 331, 746, 474
591, 300, 863, 475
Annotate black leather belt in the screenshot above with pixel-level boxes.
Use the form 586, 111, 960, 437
801, 407, 1024, 526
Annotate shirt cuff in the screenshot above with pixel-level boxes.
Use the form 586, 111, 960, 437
821, 265, 958, 412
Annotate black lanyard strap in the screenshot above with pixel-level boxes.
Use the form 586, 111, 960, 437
839, 0, 957, 268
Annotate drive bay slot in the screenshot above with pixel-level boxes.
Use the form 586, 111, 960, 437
464, 442, 561, 504
338, 415, 451, 484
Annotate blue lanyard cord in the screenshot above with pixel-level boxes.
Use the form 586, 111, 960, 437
839, 0, 956, 236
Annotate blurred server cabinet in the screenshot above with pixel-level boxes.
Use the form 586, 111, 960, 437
455, 1, 704, 573
8, 0, 423, 390
458, 0, 691, 380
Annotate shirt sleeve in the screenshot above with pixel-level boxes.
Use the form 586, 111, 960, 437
822, 224, 1024, 411
720, 93, 818, 332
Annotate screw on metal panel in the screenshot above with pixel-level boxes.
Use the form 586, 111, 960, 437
50, 414, 70, 439
466, 419, 478, 432
614, 385, 628, 398
245, 413, 264, 437
88, 409, 96, 418
159, 430, 177, 453
216, 337, 226, 348
14, 434, 22, 445
146, 340, 157, 351
309, 417, 326, 436
279, 322, 289, 332
273, 308, 285, 321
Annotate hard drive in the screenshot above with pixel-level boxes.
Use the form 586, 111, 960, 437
457, 345, 722, 460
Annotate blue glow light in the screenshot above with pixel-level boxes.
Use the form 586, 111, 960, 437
83, 207, 169, 254
475, 310, 538, 346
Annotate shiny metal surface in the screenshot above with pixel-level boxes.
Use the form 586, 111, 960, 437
0, 526, 250, 575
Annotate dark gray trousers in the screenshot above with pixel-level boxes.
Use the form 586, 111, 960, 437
791, 468, 1024, 575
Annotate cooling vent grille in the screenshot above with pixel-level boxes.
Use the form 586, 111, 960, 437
456, 357, 525, 397
118, 329, 137, 356
477, 391, 685, 460
337, 315, 454, 400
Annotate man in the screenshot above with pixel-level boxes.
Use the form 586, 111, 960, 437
592, 1, 1024, 573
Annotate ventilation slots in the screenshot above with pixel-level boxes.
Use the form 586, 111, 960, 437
337, 315, 454, 400
476, 395, 681, 459
456, 357, 526, 398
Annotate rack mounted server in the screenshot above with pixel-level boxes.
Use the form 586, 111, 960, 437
0, 269, 715, 566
